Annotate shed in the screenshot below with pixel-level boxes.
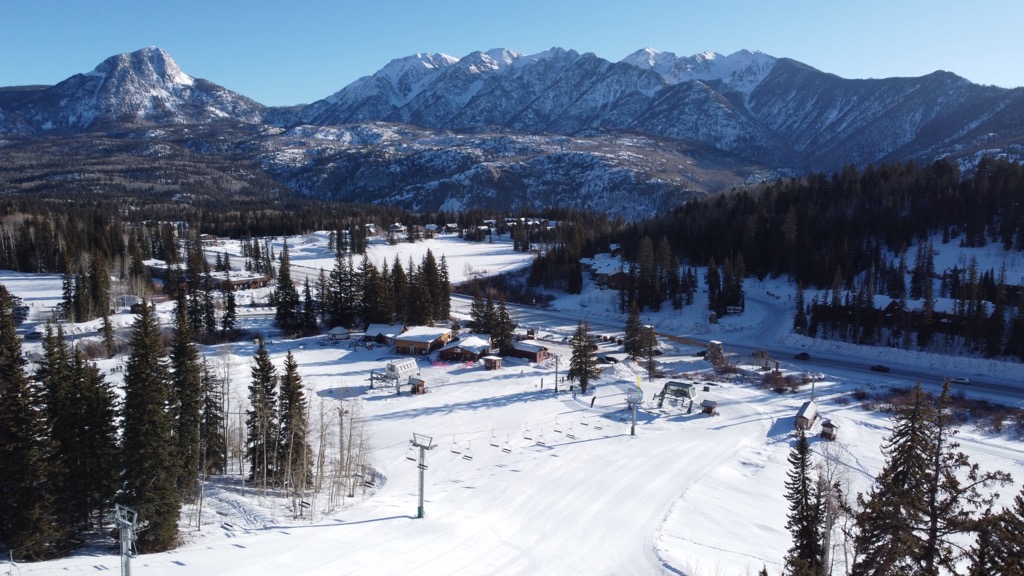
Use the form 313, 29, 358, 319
408, 377, 426, 395
795, 400, 818, 430
700, 399, 718, 415
326, 326, 351, 341
820, 419, 838, 441
482, 355, 503, 370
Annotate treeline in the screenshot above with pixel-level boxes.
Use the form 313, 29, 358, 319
0, 287, 225, 558
624, 157, 1024, 289
271, 242, 451, 335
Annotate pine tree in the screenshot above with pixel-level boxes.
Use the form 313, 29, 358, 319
68, 352, 119, 531
623, 300, 643, 360
221, 288, 237, 334
783, 430, 825, 576
492, 295, 516, 355
568, 320, 600, 393
121, 299, 181, 552
969, 484, 1024, 574
274, 241, 301, 331
170, 303, 203, 501
199, 361, 227, 476
852, 383, 933, 574
0, 286, 61, 559
247, 340, 279, 488
278, 351, 312, 491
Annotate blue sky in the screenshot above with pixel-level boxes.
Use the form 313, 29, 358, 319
2, 0, 1021, 106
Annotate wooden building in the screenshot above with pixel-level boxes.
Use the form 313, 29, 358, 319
438, 335, 492, 362
508, 340, 549, 363
795, 400, 819, 430
393, 326, 455, 355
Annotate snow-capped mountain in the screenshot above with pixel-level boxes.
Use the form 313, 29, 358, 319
3, 47, 274, 131
1, 46, 1022, 218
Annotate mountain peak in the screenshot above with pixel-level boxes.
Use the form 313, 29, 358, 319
92, 46, 194, 87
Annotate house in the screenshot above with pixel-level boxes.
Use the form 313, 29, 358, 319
393, 326, 455, 355
507, 340, 549, 362
795, 400, 819, 430
438, 335, 493, 362
364, 323, 405, 345
387, 223, 407, 236
326, 326, 351, 341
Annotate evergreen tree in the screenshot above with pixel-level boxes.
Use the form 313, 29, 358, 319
360, 257, 390, 326
492, 296, 516, 355
273, 241, 301, 331
0, 286, 60, 559
170, 303, 203, 501
121, 299, 181, 552
301, 277, 317, 333
969, 484, 1024, 574
623, 300, 643, 360
101, 312, 116, 357
568, 320, 600, 393
247, 340, 279, 488
199, 361, 227, 476
783, 430, 825, 576
278, 351, 311, 491
852, 383, 934, 574
68, 352, 119, 532
221, 288, 237, 334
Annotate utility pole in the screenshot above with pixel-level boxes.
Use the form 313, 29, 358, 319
554, 355, 559, 394
115, 504, 139, 576
409, 433, 435, 518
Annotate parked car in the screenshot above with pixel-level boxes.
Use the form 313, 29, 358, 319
950, 377, 971, 385
794, 352, 810, 360
870, 364, 890, 373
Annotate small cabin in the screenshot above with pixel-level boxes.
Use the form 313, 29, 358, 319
700, 399, 718, 415
795, 400, 818, 431
482, 355, 503, 370
508, 340, 549, 363
820, 419, 838, 441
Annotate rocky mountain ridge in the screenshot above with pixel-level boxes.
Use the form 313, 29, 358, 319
0, 46, 1021, 218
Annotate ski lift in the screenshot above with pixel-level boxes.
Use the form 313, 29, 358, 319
535, 428, 546, 446
523, 423, 533, 441
579, 414, 589, 427
553, 416, 563, 434
501, 435, 512, 453
462, 440, 474, 461
489, 429, 500, 448
450, 434, 462, 455
405, 441, 416, 461
566, 421, 576, 440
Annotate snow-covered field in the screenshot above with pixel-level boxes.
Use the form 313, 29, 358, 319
4, 233, 1024, 576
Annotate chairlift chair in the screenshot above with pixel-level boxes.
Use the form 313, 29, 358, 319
535, 428, 546, 446
501, 435, 512, 453
450, 434, 462, 455
566, 421, 576, 440
405, 440, 416, 461
553, 416, 563, 434
489, 429, 500, 448
462, 440, 474, 461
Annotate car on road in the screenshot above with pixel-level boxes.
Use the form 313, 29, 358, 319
950, 377, 971, 385
793, 352, 810, 360
870, 364, 891, 373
